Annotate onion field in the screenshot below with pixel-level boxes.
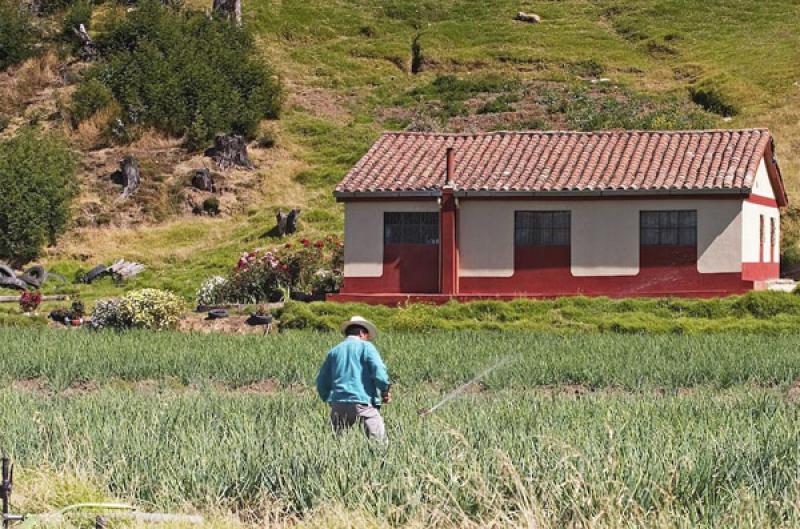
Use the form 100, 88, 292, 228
2, 328, 800, 528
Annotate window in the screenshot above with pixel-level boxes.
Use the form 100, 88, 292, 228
640, 210, 697, 246
770, 217, 777, 263
383, 212, 439, 245
759, 215, 765, 262
515, 211, 570, 246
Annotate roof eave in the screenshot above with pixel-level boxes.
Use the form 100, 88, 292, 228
334, 190, 441, 201
455, 188, 752, 198
335, 188, 752, 200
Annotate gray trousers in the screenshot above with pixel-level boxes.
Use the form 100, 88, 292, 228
330, 402, 386, 441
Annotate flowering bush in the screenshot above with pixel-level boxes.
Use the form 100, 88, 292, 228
221, 235, 344, 303
92, 289, 185, 330
195, 276, 229, 307
91, 298, 124, 329
19, 291, 42, 312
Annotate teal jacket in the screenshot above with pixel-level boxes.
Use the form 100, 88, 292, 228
316, 337, 390, 408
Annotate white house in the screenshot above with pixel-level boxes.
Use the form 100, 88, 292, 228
330, 129, 788, 304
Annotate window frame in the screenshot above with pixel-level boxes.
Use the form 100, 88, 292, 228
770, 217, 777, 263
639, 210, 698, 247
514, 210, 571, 247
383, 211, 440, 245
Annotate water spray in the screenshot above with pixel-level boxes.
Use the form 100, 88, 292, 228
418, 356, 517, 417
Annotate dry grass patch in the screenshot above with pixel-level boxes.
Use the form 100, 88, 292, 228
0, 52, 60, 115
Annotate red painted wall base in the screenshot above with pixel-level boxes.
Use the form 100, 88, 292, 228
335, 248, 777, 306
742, 262, 780, 281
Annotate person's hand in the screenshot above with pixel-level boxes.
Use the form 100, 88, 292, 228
382, 389, 392, 404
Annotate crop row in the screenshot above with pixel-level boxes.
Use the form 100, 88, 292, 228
3, 328, 800, 391
1, 387, 798, 528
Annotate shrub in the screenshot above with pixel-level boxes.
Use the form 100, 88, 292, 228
732, 291, 800, 318
19, 291, 42, 312
0, 0, 37, 70
119, 289, 185, 330
202, 196, 220, 216
195, 275, 228, 306
256, 130, 277, 149
0, 129, 78, 267
92, 289, 185, 330
80, 0, 282, 148
70, 78, 113, 124
221, 236, 344, 304
90, 298, 124, 330
564, 59, 605, 78
61, 0, 93, 43
540, 86, 715, 131
477, 94, 520, 114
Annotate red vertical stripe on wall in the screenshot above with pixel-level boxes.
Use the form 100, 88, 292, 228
440, 187, 459, 295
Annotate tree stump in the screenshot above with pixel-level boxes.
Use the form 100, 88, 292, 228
72, 23, 97, 61
276, 208, 300, 236
207, 134, 253, 171
191, 168, 216, 192
212, 0, 242, 25
111, 155, 141, 198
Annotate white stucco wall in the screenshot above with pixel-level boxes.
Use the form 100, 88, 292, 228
751, 159, 775, 200
458, 199, 744, 277
343, 201, 439, 277
741, 160, 781, 263
344, 197, 755, 278
742, 201, 780, 263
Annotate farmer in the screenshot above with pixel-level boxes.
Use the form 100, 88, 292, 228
315, 316, 391, 441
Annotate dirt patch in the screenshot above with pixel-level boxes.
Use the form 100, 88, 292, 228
12, 378, 51, 395
62, 379, 99, 397
236, 379, 280, 394
787, 379, 800, 403
177, 313, 275, 335
287, 86, 353, 123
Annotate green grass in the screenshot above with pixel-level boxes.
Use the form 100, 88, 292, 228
2, 387, 800, 527
278, 292, 800, 334
3, 326, 800, 526
5, 327, 800, 391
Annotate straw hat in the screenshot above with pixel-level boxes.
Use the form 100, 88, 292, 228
341, 315, 378, 340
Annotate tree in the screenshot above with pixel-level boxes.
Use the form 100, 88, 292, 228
0, 130, 77, 267
74, 0, 282, 150
0, 0, 37, 70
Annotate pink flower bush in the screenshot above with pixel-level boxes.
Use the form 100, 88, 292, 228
222, 235, 344, 303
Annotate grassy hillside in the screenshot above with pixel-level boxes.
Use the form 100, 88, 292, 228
4, 0, 800, 301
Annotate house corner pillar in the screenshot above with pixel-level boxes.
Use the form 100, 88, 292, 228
441, 185, 459, 296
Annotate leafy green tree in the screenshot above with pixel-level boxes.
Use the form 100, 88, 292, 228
76, 0, 282, 150
0, 0, 37, 70
0, 130, 77, 266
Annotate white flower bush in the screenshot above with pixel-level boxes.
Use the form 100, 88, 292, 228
195, 276, 229, 307
91, 298, 124, 330
92, 289, 185, 330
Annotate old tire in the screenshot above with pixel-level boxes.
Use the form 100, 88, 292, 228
19, 265, 46, 288
0, 263, 15, 279
0, 276, 28, 290
207, 309, 229, 320
79, 265, 108, 284
246, 314, 273, 326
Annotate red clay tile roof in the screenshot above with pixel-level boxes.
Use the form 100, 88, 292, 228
335, 129, 783, 200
